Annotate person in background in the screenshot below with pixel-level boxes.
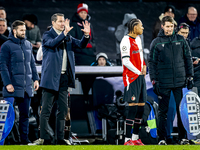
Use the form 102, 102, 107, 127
0, 6, 11, 32
69, 2, 96, 65
0, 20, 39, 144
22, 13, 42, 64
152, 5, 177, 40
190, 34, 200, 97
178, 6, 200, 41
91, 52, 112, 66
0, 18, 9, 48
115, 13, 144, 66
120, 18, 146, 146
149, 16, 193, 145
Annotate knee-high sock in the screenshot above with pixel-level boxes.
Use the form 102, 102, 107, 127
132, 106, 144, 135
125, 106, 137, 139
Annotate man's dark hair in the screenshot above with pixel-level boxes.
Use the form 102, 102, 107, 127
11, 20, 25, 31
161, 16, 175, 26
128, 18, 141, 33
178, 23, 190, 32
0, 18, 7, 24
0, 6, 6, 11
51, 13, 64, 22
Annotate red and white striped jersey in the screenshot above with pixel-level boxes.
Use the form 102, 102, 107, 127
120, 35, 145, 87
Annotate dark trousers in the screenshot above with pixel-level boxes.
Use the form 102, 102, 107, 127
40, 73, 68, 141
6, 92, 31, 142
158, 87, 186, 141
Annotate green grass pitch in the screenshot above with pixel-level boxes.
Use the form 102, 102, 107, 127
0, 145, 200, 150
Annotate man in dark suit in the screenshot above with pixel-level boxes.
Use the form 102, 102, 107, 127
39, 13, 90, 145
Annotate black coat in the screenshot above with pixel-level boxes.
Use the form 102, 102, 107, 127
69, 13, 96, 65
149, 29, 193, 88
190, 37, 200, 80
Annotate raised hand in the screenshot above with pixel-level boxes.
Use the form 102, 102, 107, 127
64, 18, 73, 35
81, 20, 90, 35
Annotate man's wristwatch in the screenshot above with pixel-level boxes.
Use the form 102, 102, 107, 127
84, 34, 90, 38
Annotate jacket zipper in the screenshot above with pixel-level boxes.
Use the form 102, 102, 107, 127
20, 42, 26, 91
170, 36, 176, 87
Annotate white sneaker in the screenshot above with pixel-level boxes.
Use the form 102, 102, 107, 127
179, 139, 189, 145
64, 139, 71, 145
158, 140, 167, 145
28, 138, 44, 145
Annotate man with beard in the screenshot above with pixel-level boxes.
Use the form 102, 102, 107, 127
0, 20, 39, 144
22, 13, 42, 64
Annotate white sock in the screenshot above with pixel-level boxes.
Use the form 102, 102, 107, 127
131, 134, 139, 141
124, 137, 131, 142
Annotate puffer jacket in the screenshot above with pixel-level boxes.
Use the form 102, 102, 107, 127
149, 29, 193, 88
0, 33, 39, 98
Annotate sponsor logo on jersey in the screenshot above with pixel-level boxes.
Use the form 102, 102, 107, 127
176, 42, 181, 45
132, 49, 143, 54
162, 44, 164, 47
122, 46, 127, 51
131, 95, 136, 101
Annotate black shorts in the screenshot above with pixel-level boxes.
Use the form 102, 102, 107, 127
123, 75, 147, 103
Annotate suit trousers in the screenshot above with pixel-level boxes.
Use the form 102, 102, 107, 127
40, 73, 68, 141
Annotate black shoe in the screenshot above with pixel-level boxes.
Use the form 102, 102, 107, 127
166, 138, 177, 145
57, 139, 70, 145
43, 139, 52, 145
189, 140, 195, 145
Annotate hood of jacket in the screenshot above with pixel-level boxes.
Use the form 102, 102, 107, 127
8, 32, 26, 44
122, 13, 137, 26
159, 13, 177, 26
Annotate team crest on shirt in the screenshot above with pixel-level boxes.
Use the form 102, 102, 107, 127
122, 46, 127, 51
162, 44, 165, 47
131, 95, 136, 101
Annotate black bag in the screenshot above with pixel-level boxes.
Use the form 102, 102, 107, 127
139, 97, 158, 145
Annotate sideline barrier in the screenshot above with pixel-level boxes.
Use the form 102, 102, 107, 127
0, 100, 15, 145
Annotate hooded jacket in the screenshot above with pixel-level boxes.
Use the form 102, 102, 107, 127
115, 13, 144, 54
149, 29, 193, 88
0, 33, 39, 98
69, 13, 96, 65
